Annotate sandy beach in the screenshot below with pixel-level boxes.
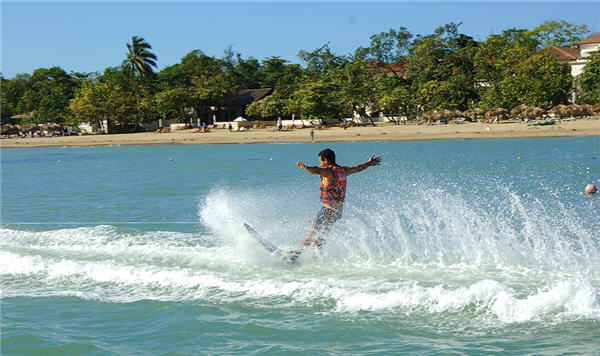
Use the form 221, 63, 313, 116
2, 120, 600, 148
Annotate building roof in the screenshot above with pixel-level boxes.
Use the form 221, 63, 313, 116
367, 60, 409, 73
576, 32, 600, 45
227, 88, 273, 106
544, 46, 580, 61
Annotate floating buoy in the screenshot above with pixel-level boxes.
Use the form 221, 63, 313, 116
57, 160, 62, 163
517, 156, 521, 160
169, 158, 173, 161
269, 158, 273, 160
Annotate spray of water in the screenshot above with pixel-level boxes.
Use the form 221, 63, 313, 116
2, 184, 599, 323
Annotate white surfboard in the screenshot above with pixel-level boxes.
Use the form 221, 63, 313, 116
243, 223, 299, 264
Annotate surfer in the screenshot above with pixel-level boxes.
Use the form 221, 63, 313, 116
293, 148, 382, 253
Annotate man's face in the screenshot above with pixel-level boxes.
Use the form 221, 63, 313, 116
319, 155, 329, 167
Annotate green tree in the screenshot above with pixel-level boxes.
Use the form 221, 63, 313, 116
69, 67, 137, 129
259, 57, 302, 96
530, 20, 589, 48
9, 67, 80, 124
225, 54, 264, 90
1, 74, 30, 119
407, 23, 479, 111
334, 58, 378, 123
292, 81, 344, 120
298, 43, 344, 81
122, 36, 158, 89
155, 87, 194, 122
484, 52, 571, 109
355, 27, 413, 78
578, 50, 600, 104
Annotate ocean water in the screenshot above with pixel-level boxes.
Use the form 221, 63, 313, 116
1, 137, 599, 355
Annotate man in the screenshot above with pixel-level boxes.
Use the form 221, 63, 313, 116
294, 148, 382, 253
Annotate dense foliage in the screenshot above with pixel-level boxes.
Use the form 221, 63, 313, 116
1, 21, 598, 128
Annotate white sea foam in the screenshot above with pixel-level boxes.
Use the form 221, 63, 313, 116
2, 185, 599, 324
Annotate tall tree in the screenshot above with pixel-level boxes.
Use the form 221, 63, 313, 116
407, 23, 479, 111
578, 50, 600, 104
122, 36, 158, 89
530, 20, 589, 49
355, 27, 413, 78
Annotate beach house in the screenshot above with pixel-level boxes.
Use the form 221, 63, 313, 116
216, 88, 272, 122
570, 32, 600, 77
544, 32, 600, 103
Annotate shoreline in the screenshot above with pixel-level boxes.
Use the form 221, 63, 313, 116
2, 120, 600, 148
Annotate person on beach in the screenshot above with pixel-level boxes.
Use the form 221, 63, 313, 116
293, 148, 382, 255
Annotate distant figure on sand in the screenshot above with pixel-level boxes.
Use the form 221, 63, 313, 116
585, 184, 597, 195
293, 148, 382, 255
310, 129, 314, 142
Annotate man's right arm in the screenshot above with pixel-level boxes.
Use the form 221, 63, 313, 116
297, 161, 332, 177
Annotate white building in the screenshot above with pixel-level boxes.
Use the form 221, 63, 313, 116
570, 32, 600, 77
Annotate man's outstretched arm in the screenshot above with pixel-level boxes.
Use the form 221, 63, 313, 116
345, 154, 382, 175
297, 160, 332, 177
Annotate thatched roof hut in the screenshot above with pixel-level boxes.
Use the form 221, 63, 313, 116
522, 107, 546, 120
485, 107, 508, 120
1, 123, 20, 135
510, 104, 530, 117
422, 110, 439, 121
549, 104, 568, 118
440, 109, 455, 118
580, 104, 593, 115
565, 104, 582, 117
463, 108, 485, 121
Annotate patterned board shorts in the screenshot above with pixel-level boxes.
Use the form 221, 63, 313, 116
312, 206, 343, 243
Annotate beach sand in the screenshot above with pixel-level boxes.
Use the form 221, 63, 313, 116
2, 120, 600, 148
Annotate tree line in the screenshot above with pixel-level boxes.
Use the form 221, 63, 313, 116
1, 20, 599, 130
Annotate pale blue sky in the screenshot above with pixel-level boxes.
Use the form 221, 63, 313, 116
2, 1, 599, 78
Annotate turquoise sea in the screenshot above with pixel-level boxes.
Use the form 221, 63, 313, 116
1, 137, 599, 355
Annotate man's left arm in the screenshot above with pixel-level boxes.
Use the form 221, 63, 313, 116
345, 154, 382, 175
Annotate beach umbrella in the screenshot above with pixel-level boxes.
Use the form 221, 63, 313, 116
422, 110, 438, 121
20, 124, 38, 133
523, 107, 546, 120
549, 104, 568, 119
233, 117, 247, 122
1, 124, 19, 135
440, 109, 455, 118
563, 105, 580, 118
580, 104, 593, 115
469, 108, 486, 121
463, 108, 482, 121
485, 107, 508, 120
510, 104, 529, 117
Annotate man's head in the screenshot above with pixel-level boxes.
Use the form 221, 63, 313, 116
585, 184, 597, 195
319, 148, 336, 167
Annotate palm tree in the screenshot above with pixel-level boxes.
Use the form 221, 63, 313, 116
122, 36, 157, 89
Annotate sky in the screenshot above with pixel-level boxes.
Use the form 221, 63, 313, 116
1, 1, 599, 79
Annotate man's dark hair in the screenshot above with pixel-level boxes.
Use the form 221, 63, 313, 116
319, 148, 336, 165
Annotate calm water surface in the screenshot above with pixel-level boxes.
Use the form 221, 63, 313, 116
2, 137, 599, 355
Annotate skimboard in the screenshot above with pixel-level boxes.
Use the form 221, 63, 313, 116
243, 223, 299, 265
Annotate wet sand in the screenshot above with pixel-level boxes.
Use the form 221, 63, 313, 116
2, 120, 600, 148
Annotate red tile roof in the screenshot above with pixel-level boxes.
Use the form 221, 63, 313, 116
543, 46, 580, 61
576, 32, 600, 45
367, 60, 409, 73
